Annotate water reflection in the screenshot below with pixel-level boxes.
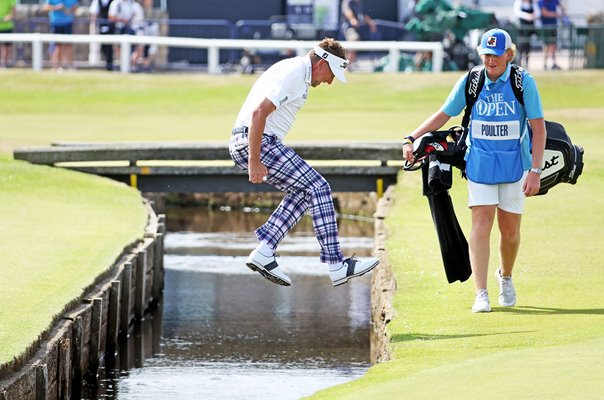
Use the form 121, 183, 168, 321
100, 207, 374, 400
166, 206, 375, 238
160, 268, 370, 366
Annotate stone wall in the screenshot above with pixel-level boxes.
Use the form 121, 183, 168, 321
0, 201, 166, 400
370, 185, 396, 364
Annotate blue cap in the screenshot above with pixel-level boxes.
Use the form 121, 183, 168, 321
478, 28, 512, 56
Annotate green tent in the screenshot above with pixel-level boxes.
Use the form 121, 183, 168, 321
405, 0, 495, 41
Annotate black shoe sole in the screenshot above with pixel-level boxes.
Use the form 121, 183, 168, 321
246, 262, 291, 286
332, 260, 379, 287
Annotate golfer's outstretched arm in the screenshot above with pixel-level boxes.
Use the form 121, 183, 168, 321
403, 110, 452, 163
248, 98, 276, 184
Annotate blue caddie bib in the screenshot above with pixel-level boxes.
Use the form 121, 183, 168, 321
465, 76, 525, 184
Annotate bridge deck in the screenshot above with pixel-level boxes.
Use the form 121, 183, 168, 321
13, 142, 403, 194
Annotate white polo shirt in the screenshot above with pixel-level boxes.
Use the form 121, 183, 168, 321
234, 55, 312, 141
108, 0, 143, 30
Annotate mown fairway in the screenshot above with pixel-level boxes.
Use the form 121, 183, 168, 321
1, 69, 603, 398
0, 69, 602, 148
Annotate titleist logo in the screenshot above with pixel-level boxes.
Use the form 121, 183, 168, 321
569, 164, 576, 179
514, 66, 524, 92
543, 154, 560, 170
468, 70, 481, 97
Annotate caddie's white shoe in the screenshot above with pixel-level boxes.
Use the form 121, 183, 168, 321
472, 289, 491, 313
246, 249, 291, 286
496, 269, 516, 307
330, 256, 379, 287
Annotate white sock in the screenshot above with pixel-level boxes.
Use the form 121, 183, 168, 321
255, 240, 274, 256
328, 261, 344, 272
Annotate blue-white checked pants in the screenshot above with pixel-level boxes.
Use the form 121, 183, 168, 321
229, 131, 344, 264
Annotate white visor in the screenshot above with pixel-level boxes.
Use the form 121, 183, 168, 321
313, 46, 349, 83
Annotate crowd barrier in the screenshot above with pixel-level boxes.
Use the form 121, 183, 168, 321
0, 32, 445, 73
2, 16, 602, 72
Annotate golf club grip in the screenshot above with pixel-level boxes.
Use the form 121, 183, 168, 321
429, 127, 465, 136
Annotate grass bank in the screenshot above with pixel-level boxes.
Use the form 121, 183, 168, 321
1, 70, 602, 396
0, 153, 147, 371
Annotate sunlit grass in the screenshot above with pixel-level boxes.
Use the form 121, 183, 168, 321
0, 157, 147, 367
1, 70, 603, 397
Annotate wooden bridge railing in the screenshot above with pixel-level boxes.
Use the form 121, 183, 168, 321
13, 142, 404, 195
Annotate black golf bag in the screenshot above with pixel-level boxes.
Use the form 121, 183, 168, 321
404, 127, 472, 284
410, 123, 585, 196
538, 121, 584, 195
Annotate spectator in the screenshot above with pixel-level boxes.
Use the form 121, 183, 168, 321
44, 0, 78, 70
89, 0, 114, 71
514, 0, 539, 68
136, 20, 159, 72
108, 0, 142, 70
340, 0, 377, 66
0, 0, 16, 68
129, 0, 147, 71
108, 0, 139, 35
539, 0, 566, 70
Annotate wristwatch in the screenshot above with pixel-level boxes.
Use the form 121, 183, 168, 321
529, 167, 542, 176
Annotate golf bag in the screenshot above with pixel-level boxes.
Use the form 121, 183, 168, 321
404, 127, 472, 284
539, 121, 584, 195
422, 159, 472, 284
403, 127, 464, 173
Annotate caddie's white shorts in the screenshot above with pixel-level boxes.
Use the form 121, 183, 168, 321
468, 171, 529, 214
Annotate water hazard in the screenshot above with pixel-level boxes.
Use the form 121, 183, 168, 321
94, 207, 375, 400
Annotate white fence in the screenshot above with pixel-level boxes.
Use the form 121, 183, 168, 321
0, 33, 444, 74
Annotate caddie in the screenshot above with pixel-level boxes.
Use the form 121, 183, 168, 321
402, 28, 547, 313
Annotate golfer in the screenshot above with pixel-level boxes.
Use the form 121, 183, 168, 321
403, 28, 546, 312
229, 37, 379, 287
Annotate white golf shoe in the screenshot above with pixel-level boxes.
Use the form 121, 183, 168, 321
496, 269, 516, 307
472, 289, 491, 313
329, 256, 379, 287
246, 249, 291, 286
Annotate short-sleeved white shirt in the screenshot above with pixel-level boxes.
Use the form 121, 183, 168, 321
108, 0, 142, 29
234, 55, 312, 141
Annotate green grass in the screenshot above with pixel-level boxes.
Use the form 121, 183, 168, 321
1, 70, 603, 396
307, 72, 604, 399
0, 154, 147, 369
310, 173, 604, 399
0, 69, 600, 150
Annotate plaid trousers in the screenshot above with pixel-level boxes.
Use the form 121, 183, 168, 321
229, 131, 344, 264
